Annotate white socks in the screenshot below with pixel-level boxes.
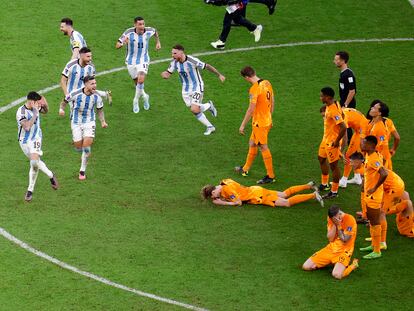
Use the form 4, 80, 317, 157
195, 112, 213, 127
80, 147, 91, 172
28, 160, 39, 192
38, 160, 53, 178
199, 102, 211, 113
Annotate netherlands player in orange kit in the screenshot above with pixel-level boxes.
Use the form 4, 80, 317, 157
339, 107, 368, 187
317, 87, 346, 199
235, 66, 275, 184
302, 205, 358, 279
366, 100, 400, 170
201, 179, 324, 207
352, 136, 388, 259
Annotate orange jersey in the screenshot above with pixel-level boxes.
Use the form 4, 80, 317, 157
364, 151, 384, 206
323, 101, 344, 144
366, 118, 394, 152
383, 169, 405, 194
249, 79, 274, 128
343, 108, 369, 135
327, 214, 357, 253
220, 179, 277, 206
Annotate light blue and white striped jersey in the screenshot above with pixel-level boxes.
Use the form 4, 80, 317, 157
16, 105, 42, 143
167, 55, 206, 93
118, 27, 157, 65
65, 88, 103, 125
70, 30, 87, 50
62, 59, 96, 94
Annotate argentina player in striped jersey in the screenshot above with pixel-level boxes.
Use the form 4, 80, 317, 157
59, 76, 108, 180
161, 44, 225, 136
16, 92, 59, 202
116, 16, 161, 113
60, 48, 112, 107
60, 17, 87, 60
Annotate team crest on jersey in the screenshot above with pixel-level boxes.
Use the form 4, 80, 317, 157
380, 136, 385, 141
375, 161, 381, 167
347, 226, 352, 232
230, 195, 236, 199
334, 115, 340, 120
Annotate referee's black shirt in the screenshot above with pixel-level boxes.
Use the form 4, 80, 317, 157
339, 68, 357, 108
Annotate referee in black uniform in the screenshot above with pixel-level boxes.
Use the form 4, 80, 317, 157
334, 51, 357, 108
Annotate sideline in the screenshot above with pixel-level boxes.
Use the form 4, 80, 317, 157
0, 227, 209, 311
1, 37, 413, 114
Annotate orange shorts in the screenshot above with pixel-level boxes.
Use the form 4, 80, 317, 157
247, 187, 278, 206
396, 213, 414, 237
383, 188, 404, 214
345, 133, 361, 158
311, 245, 353, 267
250, 126, 271, 145
318, 141, 342, 163
364, 191, 384, 209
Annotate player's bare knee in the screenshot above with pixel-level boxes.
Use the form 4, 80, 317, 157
332, 271, 343, 280
191, 106, 201, 114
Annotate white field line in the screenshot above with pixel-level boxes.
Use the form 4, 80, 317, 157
1, 37, 413, 114
0, 227, 209, 311
409, 0, 414, 8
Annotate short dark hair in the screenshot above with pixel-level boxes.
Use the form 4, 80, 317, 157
365, 135, 378, 147
134, 16, 144, 23
321, 87, 335, 98
350, 151, 364, 161
27, 91, 42, 101
83, 75, 95, 84
336, 51, 349, 63
61, 18, 73, 26
172, 44, 185, 51
328, 205, 341, 218
79, 47, 91, 54
240, 66, 256, 78
366, 99, 389, 119
201, 185, 215, 200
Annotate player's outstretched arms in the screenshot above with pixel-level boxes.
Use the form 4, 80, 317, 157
161, 71, 171, 79
205, 64, 225, 82
59, 99, 68, 117
97, 108, 108, 128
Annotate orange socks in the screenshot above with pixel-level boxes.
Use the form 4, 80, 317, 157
380, 218, 388, 243
321, 174, 329, 185
284, 184, 311, 197
331, 182, 339, 193
370, 225, 381, 253
261, 149, 275, 178
287, 193, 315, 206
343, 163, 352, 178
342, 261, 358, 278
243, 146, 258, 172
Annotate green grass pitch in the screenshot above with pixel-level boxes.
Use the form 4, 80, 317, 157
0, 0, 413, 310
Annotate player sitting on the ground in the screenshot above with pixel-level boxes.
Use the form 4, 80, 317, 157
302, 205, 358, 279
201, 178, 323, 207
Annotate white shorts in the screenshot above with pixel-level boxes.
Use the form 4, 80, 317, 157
20, 139, 43, 157
127, 63, 149, 79
182, 91, 204, 108
71, 121, 96, 142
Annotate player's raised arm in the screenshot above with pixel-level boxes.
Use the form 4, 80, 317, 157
205, 63, 225, 82
154, 30, 161, 50
161, 70, 171, 79
39, 96, 49, 114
